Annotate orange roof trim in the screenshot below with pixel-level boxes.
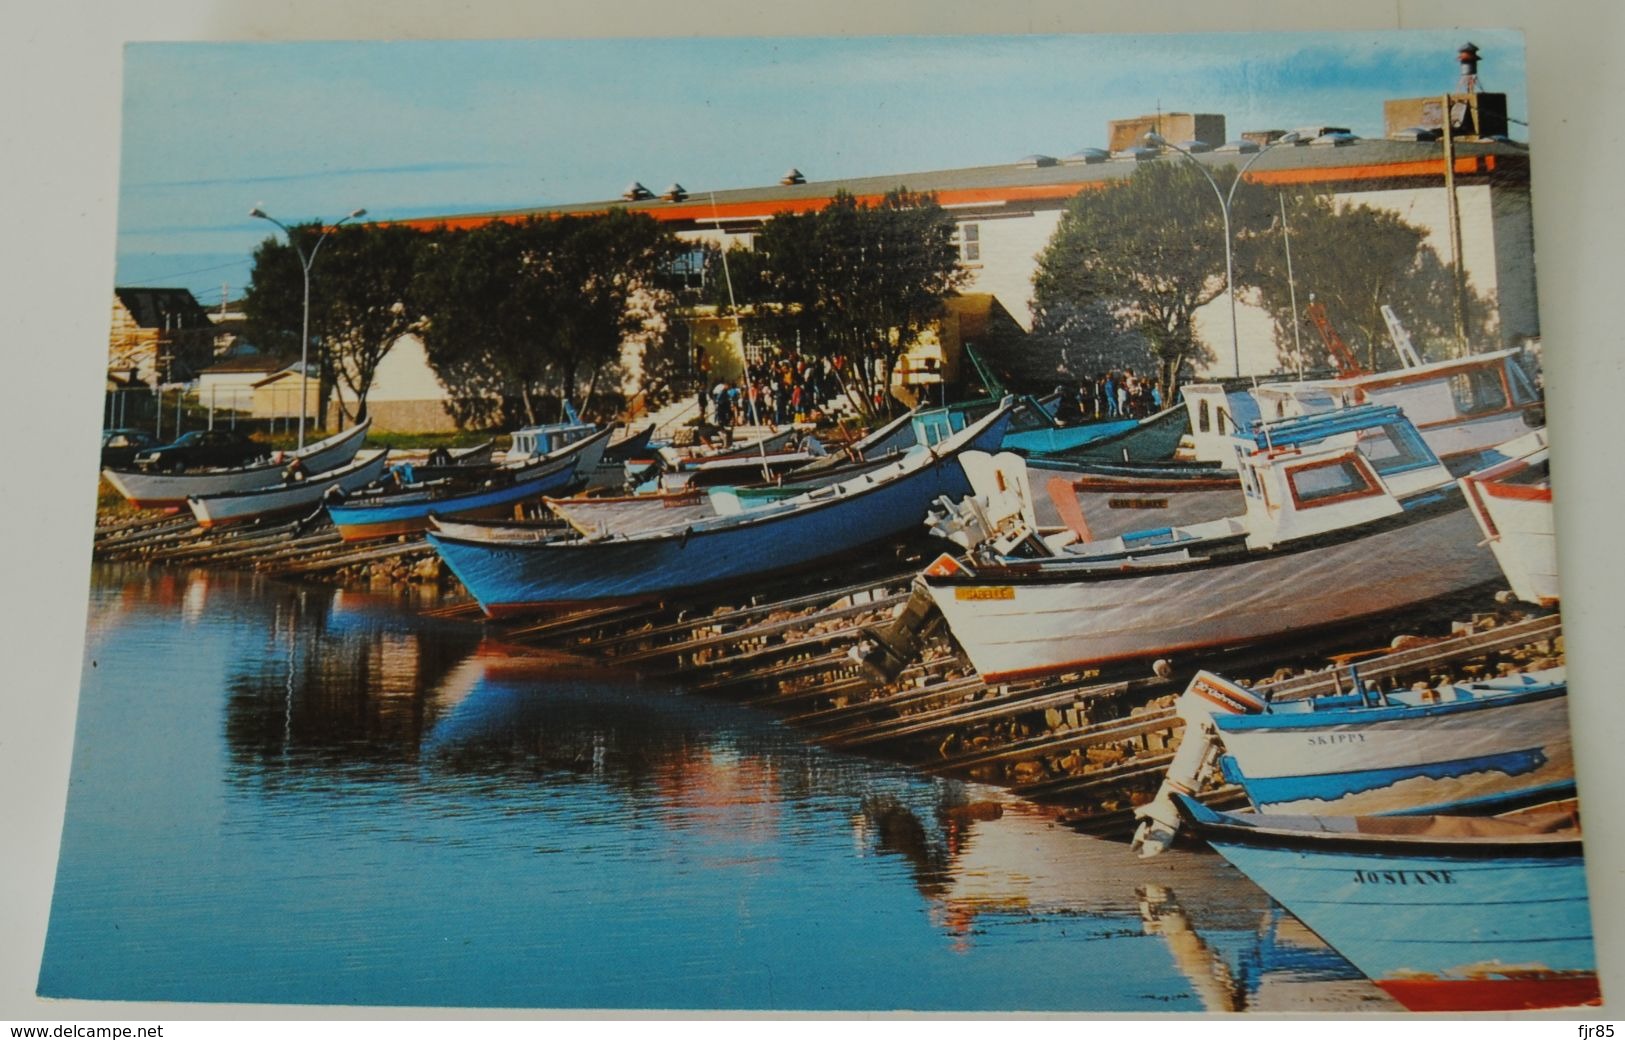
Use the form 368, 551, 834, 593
386, 154, 1502, 231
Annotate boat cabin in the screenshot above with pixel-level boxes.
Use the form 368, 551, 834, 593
509, 421, 597, 459
1180, 384, 1262, 468
1234, 405, 1451, 549
1250, 349, 1542, 467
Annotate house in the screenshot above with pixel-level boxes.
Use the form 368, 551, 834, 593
108, 288, 216, 386
197, 352, 286, 414
325, 334, 459, 433
250, 362, 321, 425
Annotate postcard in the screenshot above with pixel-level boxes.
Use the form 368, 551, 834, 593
33, 30, 1611, 1014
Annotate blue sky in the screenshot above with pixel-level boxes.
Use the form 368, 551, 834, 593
115, 30, 1527, 306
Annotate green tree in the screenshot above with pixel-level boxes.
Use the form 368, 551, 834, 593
242, 222, 423, 425
724, 189, 965, 417
413, 212, 682, 428
1031, 162, 1244, 398
1238, 192, 1497, 372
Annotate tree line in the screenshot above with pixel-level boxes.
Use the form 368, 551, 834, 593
243, 166, 1490, 430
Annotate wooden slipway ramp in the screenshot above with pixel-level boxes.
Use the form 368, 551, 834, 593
460, 553, 1562, 836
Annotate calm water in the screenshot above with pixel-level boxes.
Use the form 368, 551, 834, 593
39, 566, 1393, 1011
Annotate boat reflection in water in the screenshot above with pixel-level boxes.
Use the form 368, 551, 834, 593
47, 567, 1397, 1010
852, 795, 1399, 1012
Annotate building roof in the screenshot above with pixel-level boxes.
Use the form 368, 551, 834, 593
201, 354, 287, 375
386, 137, 1530, 233
113, 287, 214, 330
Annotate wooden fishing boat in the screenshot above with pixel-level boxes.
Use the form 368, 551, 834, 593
545, 451, 903, 538
396, 440, 496, 483
325, 426, 614, 542
425, 403, 1015, 616
1132, 668, 1574, 856
102, 419, 372, 509
1199, 347, 1545, 475
1173, 794, 1600, 1011
1459, 429, 1558, 607
187, 449, 391, 529
921, 406, 1503, 683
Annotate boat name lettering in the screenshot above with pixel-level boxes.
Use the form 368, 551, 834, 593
956, 586, 1015, 601
1307, 733, 1367, 746
1351, 868, 1456, 886
1107, 498, 1170, 510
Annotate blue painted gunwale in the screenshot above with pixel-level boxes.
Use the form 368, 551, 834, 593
1211, 681, 1565, 732
327, 457, 579, 529
427, 405, 1014, 613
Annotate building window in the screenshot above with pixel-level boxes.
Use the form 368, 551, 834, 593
667, 248, 707, 292
954, 222, 980, 262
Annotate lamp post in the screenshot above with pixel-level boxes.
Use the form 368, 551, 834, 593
249, 205, 367, 450
1144, 131, 1299, 378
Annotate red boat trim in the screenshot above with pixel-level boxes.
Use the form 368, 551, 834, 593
1376, 974, 1600, 1012
1478, 479, 1552, 503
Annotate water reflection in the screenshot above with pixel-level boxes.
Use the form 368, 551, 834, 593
49, 564, 1396, 1011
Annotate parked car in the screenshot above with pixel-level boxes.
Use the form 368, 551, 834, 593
100, 428, 159, 469
132, 429, 266, 471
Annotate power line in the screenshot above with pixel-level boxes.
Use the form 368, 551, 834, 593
118, 257, 250, 286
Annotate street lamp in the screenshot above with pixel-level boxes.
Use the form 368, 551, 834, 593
1144, 131, 1300, 378
249, 205, 367, 450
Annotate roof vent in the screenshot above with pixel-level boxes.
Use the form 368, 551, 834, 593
660, 182, 688, 202
1177, 139, 1215, 153
1311, 131, 1359, 146
1390, 126, 1443, 142
780, 168, 806, 186
1214, 139, 1262, 154
1015, 153, 1058, 168
1112, 145, 1160, 162
1063, 147, 1110, 164
622, 181, 653, 201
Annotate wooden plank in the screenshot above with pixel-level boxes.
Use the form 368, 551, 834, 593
784, 673, 985, 725
819, 677, 1151, 749
615, 593, 907, 665
1013, 753, 1177, 798
938, 709, 1179, 772
1258, 613, 1561, 701
588, 569, 916, 654
263, 540, 430, 576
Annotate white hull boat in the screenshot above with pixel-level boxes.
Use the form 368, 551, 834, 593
1459, 430, 1558, 607
102, 420, 372, 509
188, 450, 390, 528
922, 405, 1501, 683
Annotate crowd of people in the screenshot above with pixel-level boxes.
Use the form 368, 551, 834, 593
1051, 368, 1163, 424
698, 353, 849, 428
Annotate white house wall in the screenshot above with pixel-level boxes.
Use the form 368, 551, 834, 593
953, 208, 1065, 332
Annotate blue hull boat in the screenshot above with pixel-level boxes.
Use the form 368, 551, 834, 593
327, 425, 613, 541
427, 404, 1014, 616
1210, 668, 1574, 818
1174, 794, 1600, 1011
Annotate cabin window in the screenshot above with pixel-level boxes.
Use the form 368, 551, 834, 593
1450, 368, 1508, 415
1197, 399, 1211, 433
1507, 360, 1540, 405
1216, 407, 1231, 434
1356, 423, 1433, 474
1287, 457, 1379, 507
1237, 450, 1264, 500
